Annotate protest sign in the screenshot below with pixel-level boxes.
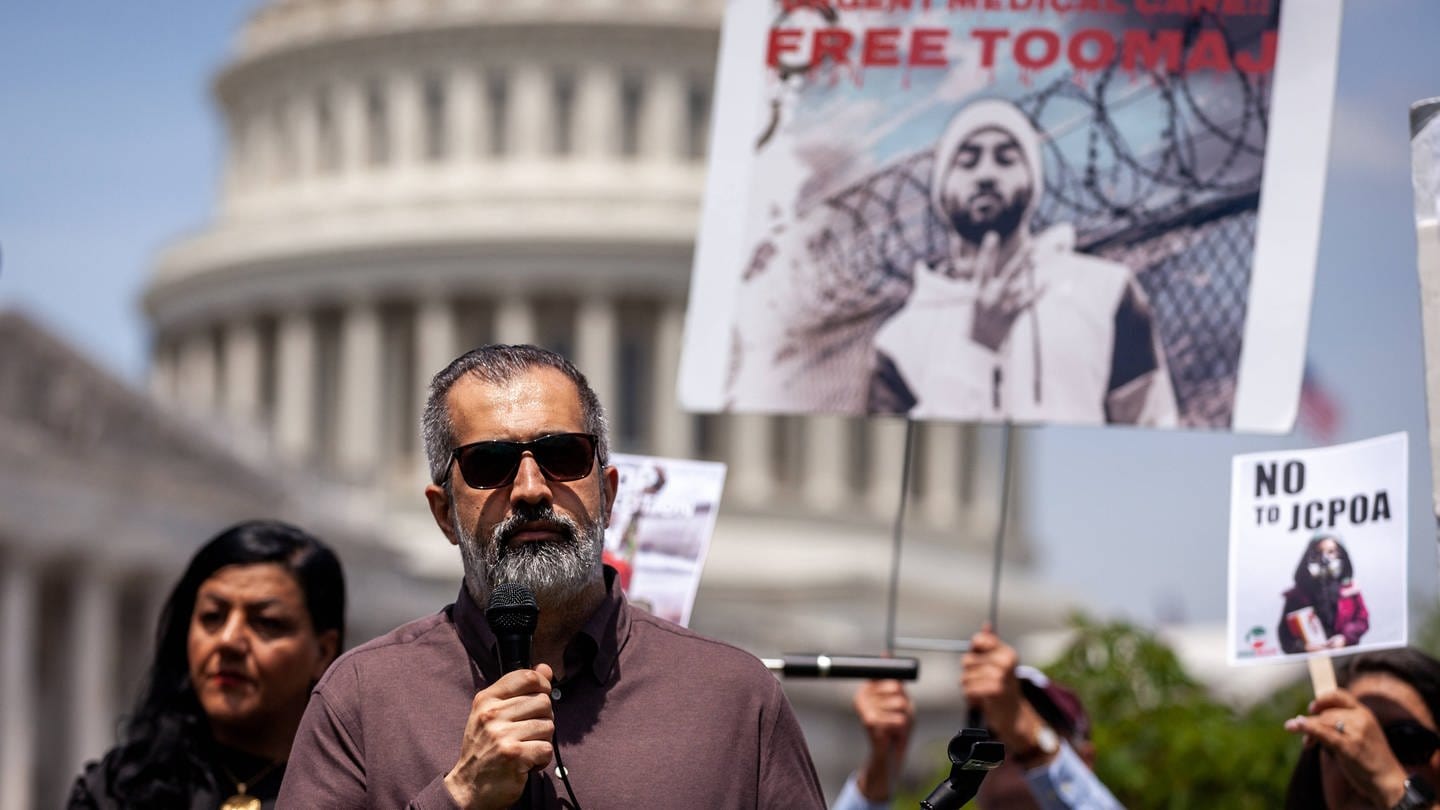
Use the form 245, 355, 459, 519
1228, 433, 1408, 664
682, 0, 1342, 431
603, 454, 727, 627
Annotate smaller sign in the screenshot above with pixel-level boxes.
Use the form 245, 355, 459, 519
1228, 433, 1408, 664
603, 454, 727, 628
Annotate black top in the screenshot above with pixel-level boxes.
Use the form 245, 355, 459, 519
68, 737, 285, 810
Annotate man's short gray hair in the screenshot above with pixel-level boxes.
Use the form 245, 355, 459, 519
422, 344, 610, 487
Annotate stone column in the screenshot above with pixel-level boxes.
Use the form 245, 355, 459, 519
575, 63, 619, 159
0, 552, 37, 810
803, 415, 849, 510
920, 423, 963, 527
177, 330, 217, 413
652, 300, 692, 457
450, 63, 480, 162
148, 342, 176, 403
222, 318, 263, 430
415, 295, 458, 480
294, 90, 318, 181
495, 293, 536, 346
275, 307, 318, 463
641, 69, 684, 163
337, 77, 364, 177
509, 63, 549, 160
726, 414, 772, 506
400, 70, 427, 168
336, 298, 383, 479
867, 416, 910, 516
574, 296, 617, 418
68, 565, 118, 774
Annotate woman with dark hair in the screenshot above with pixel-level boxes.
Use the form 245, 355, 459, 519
68, 520, 345, 809
1285, 648, 1440, 809
1279, 534, 1370, 654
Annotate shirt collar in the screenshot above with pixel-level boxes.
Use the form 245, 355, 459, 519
451, 565, 629, 686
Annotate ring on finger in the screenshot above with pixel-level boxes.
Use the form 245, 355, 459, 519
1335, 719, 1346, 734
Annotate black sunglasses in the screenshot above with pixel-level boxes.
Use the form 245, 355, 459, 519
1385, 719, 1440, 766
446, 433, 598, 490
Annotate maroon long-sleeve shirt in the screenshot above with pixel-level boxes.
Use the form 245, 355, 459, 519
278, 573, 826, 809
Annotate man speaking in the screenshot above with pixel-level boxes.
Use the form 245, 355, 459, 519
279, 345, 825, 808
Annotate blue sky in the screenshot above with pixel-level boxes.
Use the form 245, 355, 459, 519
3, 0, 1438, 626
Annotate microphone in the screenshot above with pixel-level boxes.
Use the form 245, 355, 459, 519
485, 583, 539, 673
760, 654, 919, 681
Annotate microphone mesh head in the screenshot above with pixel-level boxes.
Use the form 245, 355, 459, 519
486, 583, 539, 634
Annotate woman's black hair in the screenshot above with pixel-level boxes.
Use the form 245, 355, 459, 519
96, 520, 345, 806
1284, 648, 1440, 808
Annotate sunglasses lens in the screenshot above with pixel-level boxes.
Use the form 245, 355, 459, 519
452, 434, 596, 489
533, 434, 596, 481
456, 443, 522, 489
1385, 721, 1440, 766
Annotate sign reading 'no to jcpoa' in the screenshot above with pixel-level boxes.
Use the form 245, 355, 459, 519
1228, 433, 1409, 665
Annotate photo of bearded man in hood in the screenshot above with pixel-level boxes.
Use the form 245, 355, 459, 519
1278, 534, 1370, 654
869, 98, 1179, 425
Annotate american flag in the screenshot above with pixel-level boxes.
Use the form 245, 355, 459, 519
1298, 362, 1342, 442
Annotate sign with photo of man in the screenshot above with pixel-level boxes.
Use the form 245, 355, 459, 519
1227, 433, 1408, 664
680, 0, 1343, 431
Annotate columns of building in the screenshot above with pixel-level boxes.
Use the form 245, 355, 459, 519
293, 88, 319, 184
415, 294, 458, 481
509, 63, 550, 160
495, 293, 536, 346
651, 300, 692, 457
574, 296, 617, 420
576, 64, 619, 160
392, 70, 422, 169
336, 298, 383, 479
920, 424, 964, 527
275, 307, 318, 464
803, 415, 849, 509
222, 317, 263, 431
450, 62, 481, 163
726, 414, 772, 506
148, 343, 177, 403
176, 329, 218, 414
641, 69, 684, 163
337, 77, 365, 178
867, 417, 910, 515
68, 565, 118, 775
0, 551, 37, 810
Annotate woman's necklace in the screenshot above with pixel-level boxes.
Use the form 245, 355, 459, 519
218, 759, 282, 810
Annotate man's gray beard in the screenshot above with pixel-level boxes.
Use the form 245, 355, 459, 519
455, 502, 605, 610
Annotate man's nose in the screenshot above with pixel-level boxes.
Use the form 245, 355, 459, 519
509, 453, 553, 505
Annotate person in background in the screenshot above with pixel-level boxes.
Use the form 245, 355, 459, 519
833, 626, 1122, 810
68, 520, 345, 809
1284, 648, 1440, 809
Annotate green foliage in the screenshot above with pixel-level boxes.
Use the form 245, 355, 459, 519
1043, 614, 1308, 809
890, 614, 1312, 809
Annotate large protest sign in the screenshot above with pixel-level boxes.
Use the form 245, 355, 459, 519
1413, 98, 1440, 525
681, 0, 1342, 431
602, 454, 727, 627
1228, 434, 1408, 664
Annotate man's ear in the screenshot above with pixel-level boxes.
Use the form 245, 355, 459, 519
425, 483, 460, 547
602, 465, 620, 527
